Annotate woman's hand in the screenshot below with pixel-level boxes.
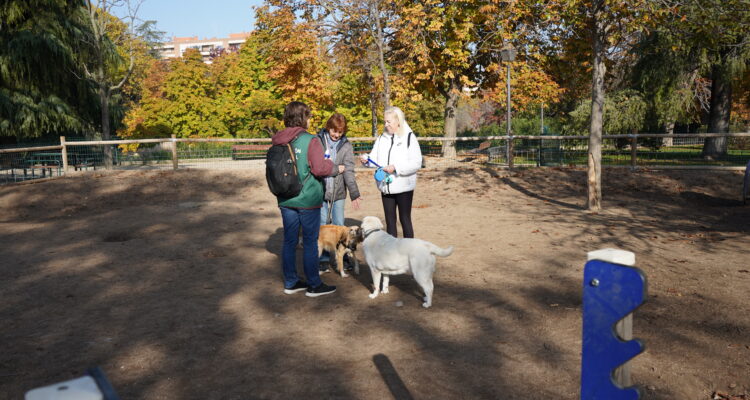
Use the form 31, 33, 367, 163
351, 197, 362, 210
383, 164, 396, 174
359, 154, 369, 165
338, 165, 345, 174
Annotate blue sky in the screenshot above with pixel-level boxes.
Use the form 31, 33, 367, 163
136, 0, 265, 40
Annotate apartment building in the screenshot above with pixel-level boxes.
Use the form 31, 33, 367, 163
157, 32, 251, 63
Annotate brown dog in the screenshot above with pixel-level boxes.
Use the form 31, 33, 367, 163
318, 225, 363, 277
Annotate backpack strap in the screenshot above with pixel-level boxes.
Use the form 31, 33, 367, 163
407, 131, 416, 148
285, 143, 298, 177
290, 132, 314, 185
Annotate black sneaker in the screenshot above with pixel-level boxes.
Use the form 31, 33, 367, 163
283, 280, 308, 294
306, 283, 336, 297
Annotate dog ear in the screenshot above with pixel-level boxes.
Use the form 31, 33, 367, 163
371, 216, 384, 230
345, 226, 354, 242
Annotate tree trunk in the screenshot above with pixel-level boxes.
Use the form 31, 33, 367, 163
99, 81, 114, 169
663, 121, 675, 146
372, 1, 390, 109
702, 63, 732, 159
367, 65, 378, 136
370, 93, 378, 136
588, 6, 605, 211
441, 79, 460, 158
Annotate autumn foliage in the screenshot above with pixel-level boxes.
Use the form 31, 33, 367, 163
115, 0, 749, 147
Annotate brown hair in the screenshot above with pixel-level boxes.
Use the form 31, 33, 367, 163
325, 113, 348, 135
283, 101, 311, 128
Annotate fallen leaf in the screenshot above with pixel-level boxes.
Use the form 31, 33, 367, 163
203, 249, 226, 258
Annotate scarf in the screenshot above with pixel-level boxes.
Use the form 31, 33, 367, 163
325, 133, 340, 192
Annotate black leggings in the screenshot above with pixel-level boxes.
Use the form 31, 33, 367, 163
381, 190, 415, 238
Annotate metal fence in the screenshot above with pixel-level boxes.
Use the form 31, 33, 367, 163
1, 133, 749, 185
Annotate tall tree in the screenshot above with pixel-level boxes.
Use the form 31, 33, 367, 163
629, 31, 707, 142
79, 0, 143, 166
654, 0, 750, 159
392, 0, 547, 157
211, 36, 284, 137
485, 60, 563, 122
254, 2, 336, 124
118, 58, 171, 141
161, 49, 227, 137
392, 1, 491, 157
120, 39, 287, 141
0, 0, 99, 139
553, 0, 654, 210
301, 0, 397, 134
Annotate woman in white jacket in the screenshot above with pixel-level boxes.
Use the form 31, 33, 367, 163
360, 106, 423, 238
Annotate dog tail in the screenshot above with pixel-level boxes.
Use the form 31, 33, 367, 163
428, 243, 454, 257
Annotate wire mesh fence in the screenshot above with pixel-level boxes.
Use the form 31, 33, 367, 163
1, 133, 749, 185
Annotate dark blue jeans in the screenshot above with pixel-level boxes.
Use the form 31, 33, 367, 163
280, 206, 322, 289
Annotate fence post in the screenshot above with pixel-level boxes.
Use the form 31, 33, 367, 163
508, 135, 514, 169
171, 135, 178, 170
538, 136, 542, 167
60, 136, 69, 173
630, 134, 637, 170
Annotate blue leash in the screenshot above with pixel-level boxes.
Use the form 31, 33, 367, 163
366, 157, 383, 168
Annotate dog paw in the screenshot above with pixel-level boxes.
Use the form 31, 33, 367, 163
382, 287, 389, 294
341, 272, 349, 278
422, 302, 431, 308
369, 293, 378, 299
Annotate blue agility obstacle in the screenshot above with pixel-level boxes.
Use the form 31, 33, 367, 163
581, 249, 647, 400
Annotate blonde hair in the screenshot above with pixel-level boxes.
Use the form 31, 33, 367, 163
384, 106, 413, 137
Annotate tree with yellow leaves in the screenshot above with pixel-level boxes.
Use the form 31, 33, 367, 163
254, 1, 336, 125
391, 0, 559, 157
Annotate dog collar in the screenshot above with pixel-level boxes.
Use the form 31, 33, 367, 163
363, 228, 381, 239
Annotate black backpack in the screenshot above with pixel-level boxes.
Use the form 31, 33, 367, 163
266, 138, 304, 198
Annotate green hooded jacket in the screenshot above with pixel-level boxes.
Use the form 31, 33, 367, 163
278, 132, 325, 208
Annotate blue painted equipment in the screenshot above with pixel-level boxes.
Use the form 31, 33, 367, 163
581, 251, 647, 400
367, 157, 394, 184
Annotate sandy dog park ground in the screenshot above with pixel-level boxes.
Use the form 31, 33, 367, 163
1, 167, 748, 399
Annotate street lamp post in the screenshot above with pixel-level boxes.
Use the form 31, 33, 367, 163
500, 44, 516, 168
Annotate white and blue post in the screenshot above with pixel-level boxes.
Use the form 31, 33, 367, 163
581, 248, 648, 400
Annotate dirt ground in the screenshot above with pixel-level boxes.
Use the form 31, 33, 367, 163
1, 166, 748, 400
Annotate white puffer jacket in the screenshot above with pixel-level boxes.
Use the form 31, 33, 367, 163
365, 131, 423, 194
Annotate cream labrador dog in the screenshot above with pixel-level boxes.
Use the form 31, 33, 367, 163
360, 216, 453, 308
